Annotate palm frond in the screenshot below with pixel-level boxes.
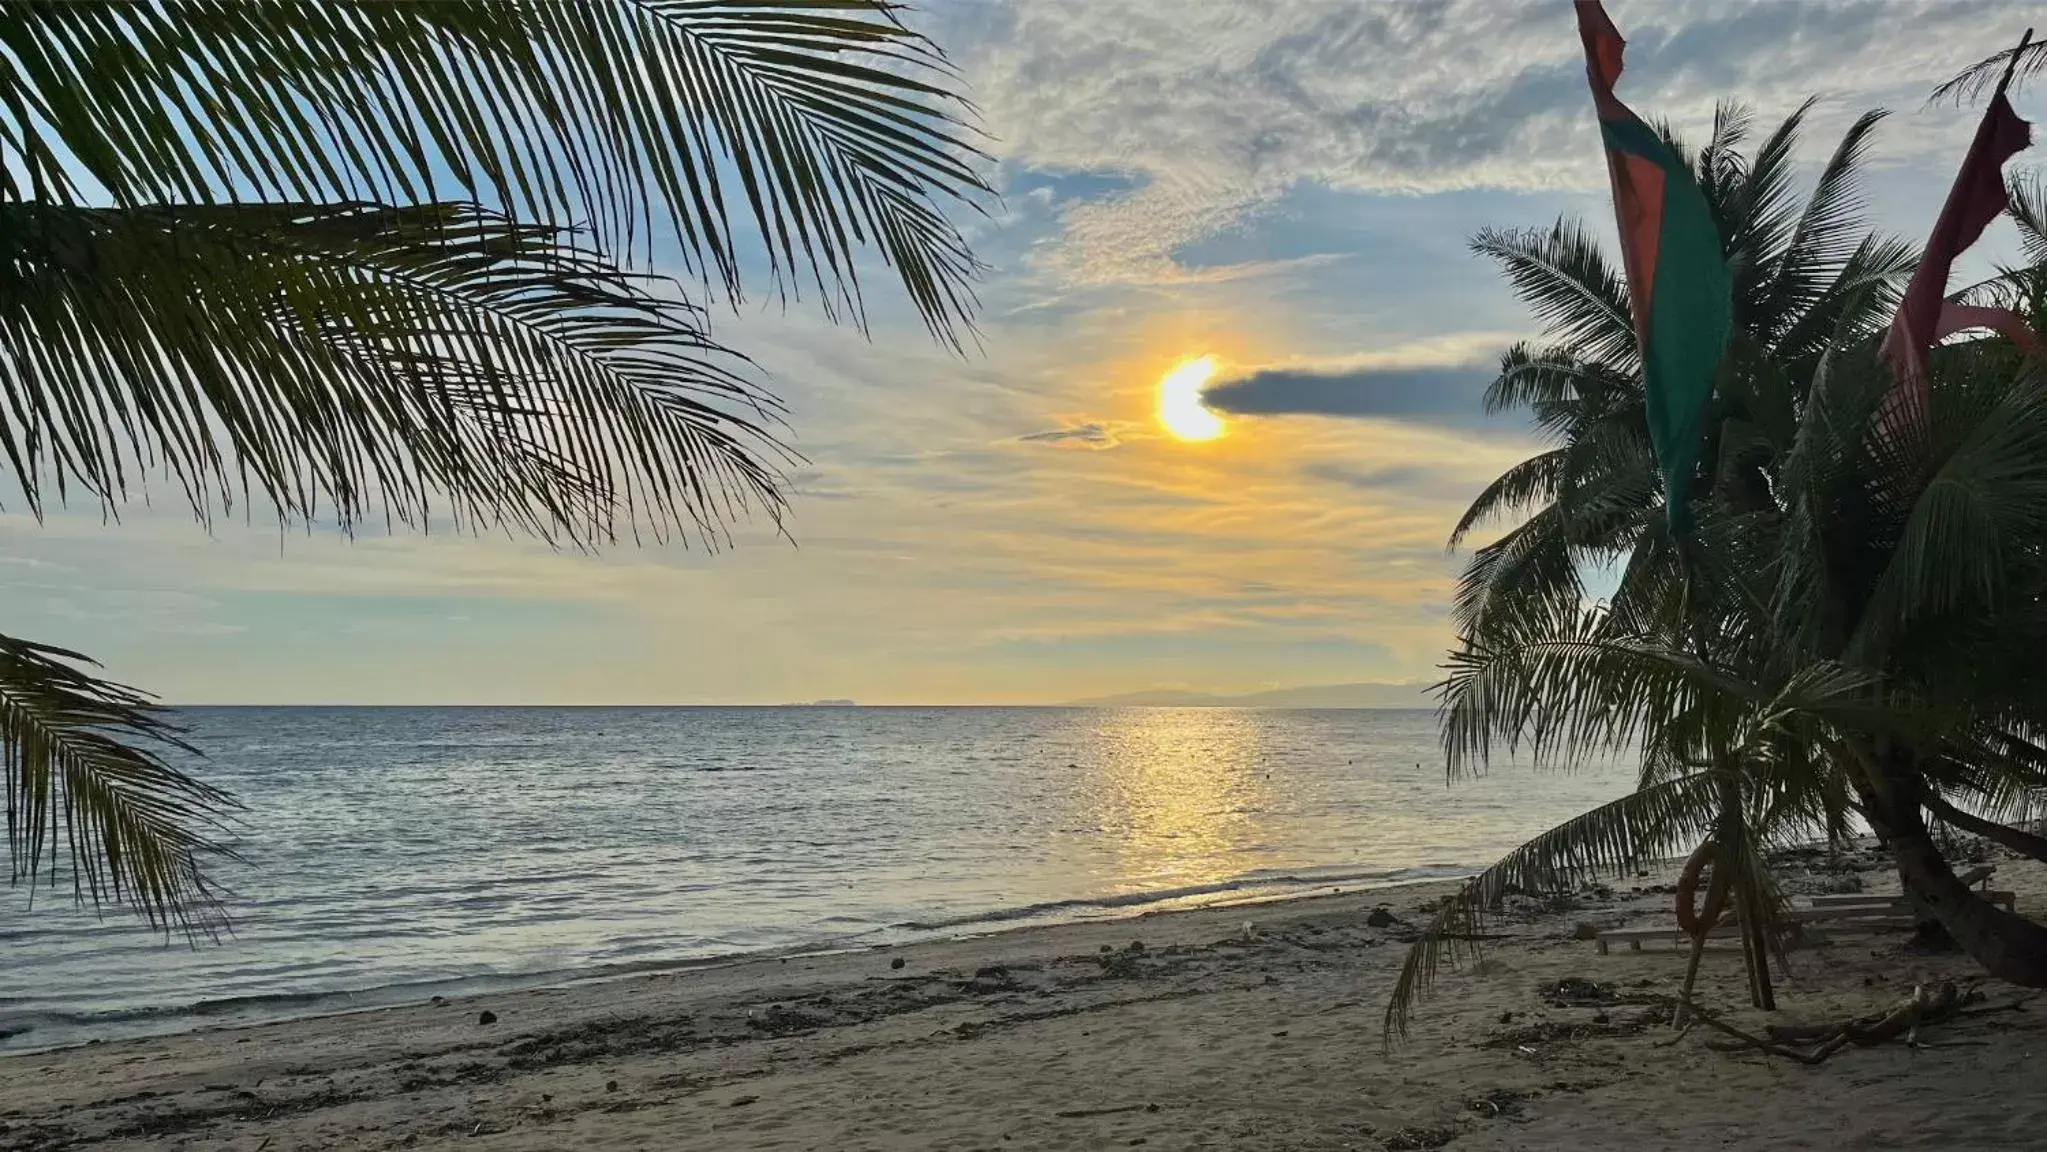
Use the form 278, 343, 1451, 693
0, 201, 790, 544
1472, 222, 1637, 367
1, 0, 993, 341
1448, 504, 1583, 640
1757, 109, 1893, 348
1384, 770, 1720, 1043
1931, 39, 2047, 106
1447, 448, 1566, 549
1720, 98, 1812, 292
1852, 359, 2047, 657
1, 633, 235, 936
2008, 174, 2047, 266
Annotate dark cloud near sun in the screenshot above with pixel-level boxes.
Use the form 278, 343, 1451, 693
1201, 364, 1495, 427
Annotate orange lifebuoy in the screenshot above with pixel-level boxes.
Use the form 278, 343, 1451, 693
1675, 839, 1731, 939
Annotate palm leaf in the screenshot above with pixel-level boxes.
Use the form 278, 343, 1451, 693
1383, 770, 1720, 1043
1931, 40, 2047, 106
1472, 222, 1637, 368
1, 633, 235, 936
1, 201, 790, 544
1447, 448, 1566, 549
0, 0, 992, 341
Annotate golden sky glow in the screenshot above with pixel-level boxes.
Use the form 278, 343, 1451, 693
1157, 356, 1224, 441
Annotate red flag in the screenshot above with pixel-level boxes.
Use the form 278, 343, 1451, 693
1879, 73, 2034, 444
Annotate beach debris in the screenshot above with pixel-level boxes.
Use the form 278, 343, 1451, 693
1100, 943, 1114, 953
1498, 1011, 1515, 1024
1242, 920, 1256, 940
1127, 940, 1146, 954
1570, 921, 1600, 940
1466, 1088, 1531, 1118
1098, 950, 1145, 979
1681, 981, 2013, 1065
1487, 1000, 1675, 1050
606, 1080, 618, 1093
1382, 1124, 1462, 1150
1540, 977, 1618, 1007
891, 957, 907, 970
429, 996, 445, 1006
1053, 1103, 1157, 1119
476, 1011, 498, 1026
730, 1095, 759, 1107
1366, 907, 1397, 928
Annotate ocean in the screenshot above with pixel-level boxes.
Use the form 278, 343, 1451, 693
0, 706, 1631, 1052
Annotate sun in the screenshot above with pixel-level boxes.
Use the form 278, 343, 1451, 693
1157, 356, 1224, 442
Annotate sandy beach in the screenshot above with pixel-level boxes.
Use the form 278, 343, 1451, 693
6, 843, 2045, 1152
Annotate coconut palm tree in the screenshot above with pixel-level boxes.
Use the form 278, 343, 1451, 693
1449, 101, 1909, 649
1386, 104, 2047, 1037
1, 2, 988, 933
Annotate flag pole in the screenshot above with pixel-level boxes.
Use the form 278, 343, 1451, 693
1994, 29, 2034, 101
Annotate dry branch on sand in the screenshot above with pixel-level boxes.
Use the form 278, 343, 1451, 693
1676, 982, 2033, 1065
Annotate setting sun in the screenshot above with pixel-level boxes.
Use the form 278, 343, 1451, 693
1158, 356, 1225, 441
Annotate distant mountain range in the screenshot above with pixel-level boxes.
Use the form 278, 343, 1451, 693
1065, 681, 1434, 709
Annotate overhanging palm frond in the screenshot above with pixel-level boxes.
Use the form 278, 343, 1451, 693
1383, 770, 1720, 1043
1, 634, 235, 936
1, 201, 789, 544
1, 1, 993, 341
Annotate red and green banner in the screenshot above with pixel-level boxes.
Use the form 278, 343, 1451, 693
1576, 1, 1731, 534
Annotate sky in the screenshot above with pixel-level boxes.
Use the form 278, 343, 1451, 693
5, 0, 2044, 705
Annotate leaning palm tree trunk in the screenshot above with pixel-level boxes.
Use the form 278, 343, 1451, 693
1875, 756, 2047, 985
1925, 792, 2047, 863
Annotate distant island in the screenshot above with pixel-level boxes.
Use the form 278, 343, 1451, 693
1065, 681, 1433, 709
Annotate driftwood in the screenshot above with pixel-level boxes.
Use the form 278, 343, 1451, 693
1680, 982, 1990, 1065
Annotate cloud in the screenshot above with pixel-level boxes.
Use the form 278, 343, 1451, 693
940, 0, 2036, 287
1305, 462, 1449, 491
787, 469, 861, 501
1017, 421, 1126, 449
1202, 363, 1494, 425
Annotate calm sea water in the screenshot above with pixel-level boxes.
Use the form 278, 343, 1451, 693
0, 707, 1629, 1051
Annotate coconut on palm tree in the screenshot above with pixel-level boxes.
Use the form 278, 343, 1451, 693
1, 1, 988, 932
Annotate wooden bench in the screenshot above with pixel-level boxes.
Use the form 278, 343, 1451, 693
1808, 890, 2016, 913
1593, 865, 2018, 954
1594, 904, 1923, 955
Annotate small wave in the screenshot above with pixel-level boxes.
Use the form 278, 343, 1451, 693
893, 864, 1471, 932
